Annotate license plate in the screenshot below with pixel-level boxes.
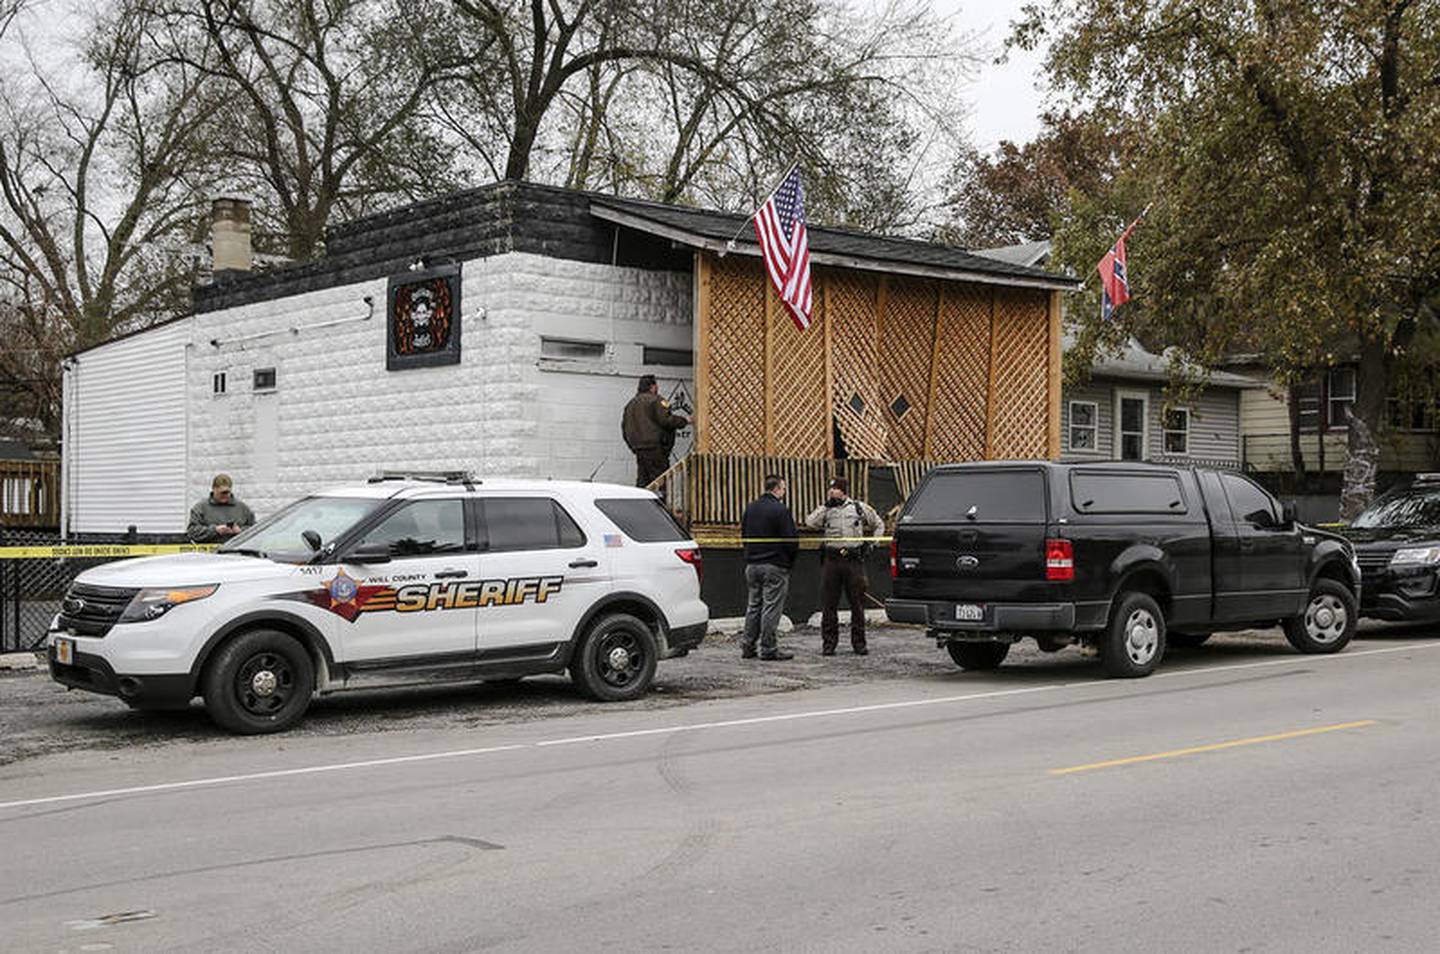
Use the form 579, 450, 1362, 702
955, 604, 985, 622
54, 637, 74, 666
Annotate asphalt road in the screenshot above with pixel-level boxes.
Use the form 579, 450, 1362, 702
3, 627, 1440, 952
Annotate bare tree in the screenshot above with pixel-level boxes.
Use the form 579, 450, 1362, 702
151, 0, 470, 259
0, 1, 219, 433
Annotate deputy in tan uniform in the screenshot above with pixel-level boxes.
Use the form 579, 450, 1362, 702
802, 477, 884, 655
622, 374, 690, 488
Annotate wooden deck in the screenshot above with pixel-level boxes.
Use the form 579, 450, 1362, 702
1, 459, 60, 529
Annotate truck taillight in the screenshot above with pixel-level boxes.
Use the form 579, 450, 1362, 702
675, 548, 703, 585
890, 539, 899, 578
1046, 539, 1074, 582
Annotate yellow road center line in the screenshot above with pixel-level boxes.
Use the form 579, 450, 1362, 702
1050, 720, 1378, 776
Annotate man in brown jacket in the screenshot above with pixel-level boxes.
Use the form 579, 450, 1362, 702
802, 477, 884, 655
622, 374, 689, 488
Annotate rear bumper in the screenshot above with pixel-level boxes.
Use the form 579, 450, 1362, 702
48, 645, 196, 709
663, 621, 708, 657
886, 599, 1079, 633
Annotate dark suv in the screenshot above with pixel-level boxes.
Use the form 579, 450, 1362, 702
886, 462, 1361, 677
1343, 474, 1440, 621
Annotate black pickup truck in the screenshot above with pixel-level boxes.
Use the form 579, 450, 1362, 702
886, 462, 1361, 677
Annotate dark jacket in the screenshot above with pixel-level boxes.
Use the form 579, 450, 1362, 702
622, 392, 687, 452
187, 495, 256, 543
741, 493, 799, 568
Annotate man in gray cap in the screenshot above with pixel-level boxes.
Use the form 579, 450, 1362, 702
187, 474, 255, 543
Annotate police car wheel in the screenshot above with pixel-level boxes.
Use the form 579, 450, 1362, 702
202, 629, 315, 734
570, 613, 657, 702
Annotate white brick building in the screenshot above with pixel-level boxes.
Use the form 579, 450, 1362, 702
63, 184, 696, 533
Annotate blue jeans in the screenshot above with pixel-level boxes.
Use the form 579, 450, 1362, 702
742, 563, 790, 655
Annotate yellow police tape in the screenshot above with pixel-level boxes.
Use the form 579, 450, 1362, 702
0, 537, 888, 558
0, 544, 218, 560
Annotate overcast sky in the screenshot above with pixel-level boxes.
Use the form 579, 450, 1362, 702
936, 0, 1050, 150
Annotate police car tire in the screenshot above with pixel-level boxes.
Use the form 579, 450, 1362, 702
570, 613, 658, 702
202, 629, 315, 734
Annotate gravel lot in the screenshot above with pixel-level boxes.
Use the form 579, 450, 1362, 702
0, 623, 1410, 768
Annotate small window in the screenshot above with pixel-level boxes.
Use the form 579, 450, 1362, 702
541, 337, 606, 360
1162, 408, 1189, 455
1071, 472, 1187, 514
1294, 380, 1322, 433
1221, 473, 1278, 528
848, 393, 866, 417
596, 498, 687, 542
1328, 368, 1356, 427
1118, 395, 1146, 460
1068, 401, 1098, 451
213, 372, 227, 395
254, 367, 277, 391
890, 394, 912, 419
643, 346, 693, 366
359, 500, 467, 557
481, 498, 586, 552
905, 470, 1046, 523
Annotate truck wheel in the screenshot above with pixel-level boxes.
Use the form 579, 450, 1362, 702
1169, 632, 1210, 648
202, 629, 315, 734
946, 641, 1010, 670
570, 613, 657, 702
1282, 579, 1356, 654
1102, 592, 1166, 678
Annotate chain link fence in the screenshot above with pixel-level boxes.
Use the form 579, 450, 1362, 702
0, 527, 188, 652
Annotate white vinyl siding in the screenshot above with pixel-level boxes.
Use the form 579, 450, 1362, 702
1062, 380, 1242, 465
65, 321, 191, 533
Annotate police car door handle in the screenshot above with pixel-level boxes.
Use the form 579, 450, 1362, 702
434, 568, 469, 579
569, 559, 599, 568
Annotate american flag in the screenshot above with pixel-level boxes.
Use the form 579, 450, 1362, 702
752, 167, 813, 330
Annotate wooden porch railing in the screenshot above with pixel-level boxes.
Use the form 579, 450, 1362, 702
1, 459, 60, 528
648, 453, 872, 531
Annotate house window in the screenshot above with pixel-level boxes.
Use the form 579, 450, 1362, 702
1328, 368, 1356, 427
212, 372, 227, 395
642, 346, 693, 366
1293, 380, 1322, 432
1387, 368, 1437, 432
540, 337, 606, 360
1068, 401, 1098, 451
1117, 393, 1147, 461
1163, 408, 1190, 455
253, 367, 277, 391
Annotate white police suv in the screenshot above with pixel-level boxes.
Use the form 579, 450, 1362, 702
48, 474, 709, 733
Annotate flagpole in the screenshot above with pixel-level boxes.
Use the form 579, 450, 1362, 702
718, 160, 800, 257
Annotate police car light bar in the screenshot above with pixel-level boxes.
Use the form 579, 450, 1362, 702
1414, 473, 1440, 484
367, 470, 480, 485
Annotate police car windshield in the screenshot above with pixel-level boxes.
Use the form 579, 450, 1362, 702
221, 496, 382, 558
1351, 488, 1440, 529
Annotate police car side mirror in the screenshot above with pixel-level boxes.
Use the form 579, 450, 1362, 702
348, 543, 393, 565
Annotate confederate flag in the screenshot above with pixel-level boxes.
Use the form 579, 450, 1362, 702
1096, 215, 1142, 321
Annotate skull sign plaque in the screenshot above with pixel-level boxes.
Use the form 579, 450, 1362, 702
387, 264, 461, 370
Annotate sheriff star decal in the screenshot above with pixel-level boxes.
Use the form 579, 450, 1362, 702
282, 572, 565, 622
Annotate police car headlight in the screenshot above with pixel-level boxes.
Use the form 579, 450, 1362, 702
1389, 548, 1440, 567
119, 585, 219, 623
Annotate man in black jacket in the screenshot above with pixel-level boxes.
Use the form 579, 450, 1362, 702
739, 475, 798, 660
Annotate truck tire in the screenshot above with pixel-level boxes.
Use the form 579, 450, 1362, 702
570, 613, 657, 701
1169, 632, 1210, 648
1101, 592, 1166, 678
202, 629, 315, 734
1282, 579, 1356, 654
946, 641, 1010, 670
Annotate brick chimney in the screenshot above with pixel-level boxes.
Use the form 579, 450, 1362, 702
210, 197, 252, 276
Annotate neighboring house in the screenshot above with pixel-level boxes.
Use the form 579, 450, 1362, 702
1222, 356, 1440, 476
1, 438, 59, 528
1061, 338, 1263, 468
976, 240, 1262, 470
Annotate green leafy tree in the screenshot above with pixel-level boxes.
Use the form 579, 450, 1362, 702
1018, 0, 1440, 517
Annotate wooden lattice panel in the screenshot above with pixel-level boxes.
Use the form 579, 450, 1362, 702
990, 287, 1051, 459
878, 277, 937, 460
706, 256, 767, 455
767, 282, 829, 457
925, 284, 991, 461
827, 269, 889, 460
